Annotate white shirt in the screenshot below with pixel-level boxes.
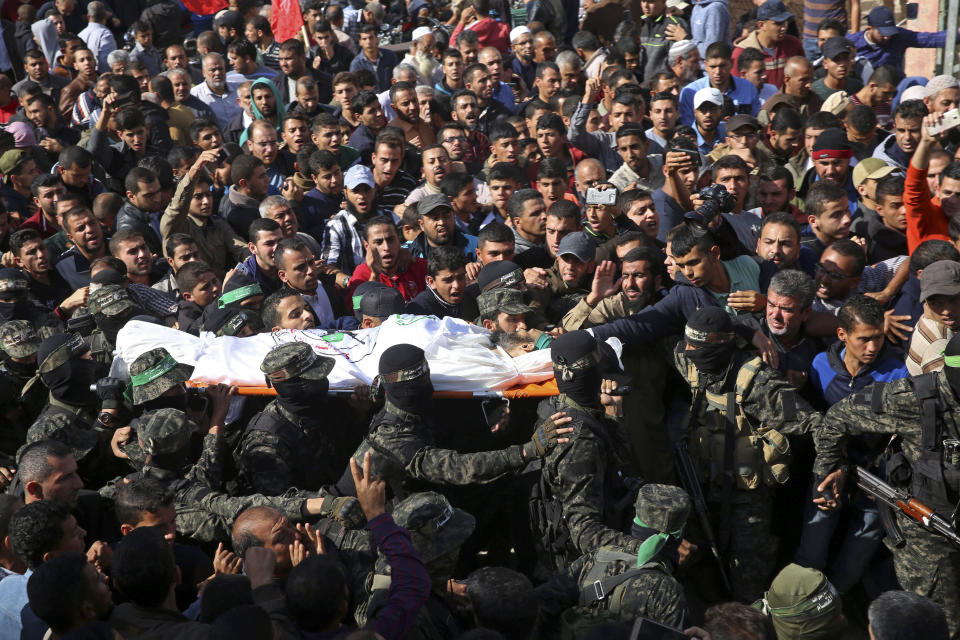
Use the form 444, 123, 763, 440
302, 286, 336, 329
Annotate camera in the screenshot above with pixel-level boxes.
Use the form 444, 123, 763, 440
585, 187, 618, 206
685, 184, 736, 228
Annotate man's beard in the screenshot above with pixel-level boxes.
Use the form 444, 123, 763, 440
414, 51, 438, 82
209, 79, 226, 91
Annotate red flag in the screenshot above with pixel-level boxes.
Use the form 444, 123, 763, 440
182, 0, 228, 16
271, 0, 305, 44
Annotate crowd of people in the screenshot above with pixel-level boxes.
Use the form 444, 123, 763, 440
1, 0, 960, 637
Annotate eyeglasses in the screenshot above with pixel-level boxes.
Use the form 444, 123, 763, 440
815, 263, 852, 280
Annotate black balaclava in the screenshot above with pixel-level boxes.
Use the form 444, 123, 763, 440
2, 353, 36, 378
0, 268, 30, 322
684, 307, 736, 376
551, 330, 604, 409
140, 391, 189, 415
37, 333, 99, 407
379, 344, 434, 415
94, 307, 143, 345
943, 334, 960, 399
274, 371, 330, 415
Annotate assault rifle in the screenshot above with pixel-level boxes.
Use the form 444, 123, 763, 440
674, 440, 732, 593
856, 466, 960, 548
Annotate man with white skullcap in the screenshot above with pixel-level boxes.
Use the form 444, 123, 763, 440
668, 40, 701, 85
923, 75, 960, 118
510, 26, 536, 90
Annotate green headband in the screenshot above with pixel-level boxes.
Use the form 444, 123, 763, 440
535, 333, 554, 350
943, 352, 960, 368
633, 517, 684, 567
352, 294, 363, 309
130, 353, 179, 387
218, 284, 263, 308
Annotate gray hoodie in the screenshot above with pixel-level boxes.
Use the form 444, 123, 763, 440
690, 0, 731, 58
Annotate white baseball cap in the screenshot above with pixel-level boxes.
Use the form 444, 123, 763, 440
345, 165, 375, 190
510, 26, 531, 42
693, 87, 724, 110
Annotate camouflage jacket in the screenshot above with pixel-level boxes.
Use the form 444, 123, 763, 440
814, 371, 960, 479
538, 395, 640, 560
536, 546, 688, 632
237, 399, 350, 495
358, 401, 526, 496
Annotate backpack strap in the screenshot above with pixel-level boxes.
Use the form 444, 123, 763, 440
577, 561, 662, 607
912, 373, 941, 451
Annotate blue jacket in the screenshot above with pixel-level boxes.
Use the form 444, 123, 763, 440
679, 75, 759, 128
348, 48, 399, 92
590, 277, 756, 346
690, 0, 731, 58
810, 340, 909, 407
892, 274, 923, 328
234, 255, 283, 297
847, 28, 946, 75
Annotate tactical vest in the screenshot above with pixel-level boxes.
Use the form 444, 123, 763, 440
560, 548, 669, 640
240, 401, 331, 492
894, 374, 960, 516
530, 396, 638, 570
359, 403, 438, 501
684, 356, 791, 491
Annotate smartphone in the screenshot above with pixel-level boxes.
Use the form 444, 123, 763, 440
481, 398, 509, 429
586, 187, 617, 206
630, 617, 688, 640
927, 109, 960, 136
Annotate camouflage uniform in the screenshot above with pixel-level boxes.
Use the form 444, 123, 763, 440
812, 371, 960, 637
536, 484, 692, 635
562, 291, 675, 483
0, 320, 45, 435
0, 269, 64, 339
358, 492, 474, 640
84, 285, 140, 367
110, 408, 355, 543
237, 343, 351, 495
671, 344, 822, 602
526, 266, 591, 326
760, 563, 847, 639
534, 392, 640, 570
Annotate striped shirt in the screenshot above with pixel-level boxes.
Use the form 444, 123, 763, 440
850, 92, 892, 128
803, 0, 848, 39
376, 170, 419, 209
321, 209, 365, 276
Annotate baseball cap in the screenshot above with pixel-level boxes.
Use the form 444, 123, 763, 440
213, 9, 243, 30
352, 281, 388, 317
821, 36, 851, 61
726, 114, 760, 133
0, 149, 28, 177
344, 165, 375, 190
693, 87, 724, 110
359, 286, 405, 319
364, 2, 385, 23
920, 260, 960, 302
510, 26, 531, 43
867, 6, 898, 36
820, 90, 852, 116
418, 193, 454, 217
757, 0, 793, 23
851, 157, 896, 187
557, 232, 597, 263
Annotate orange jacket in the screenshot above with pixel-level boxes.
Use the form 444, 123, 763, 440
905, 162, 950, 253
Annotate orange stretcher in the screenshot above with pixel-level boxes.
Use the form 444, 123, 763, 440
186, 378, 560, 398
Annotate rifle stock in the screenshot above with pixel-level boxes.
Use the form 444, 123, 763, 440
855, 466, 960, 548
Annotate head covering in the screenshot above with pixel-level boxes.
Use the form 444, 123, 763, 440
360, 287, 405, 319
213, 9, 244, 30
726, 114, 761, 132
87, 285, 137, 318
851, 157, 895, 187
239, 78, 285, 148
392, 492, 476, 562
693, 87, 724, 110
477, 288, 534, 317
129, 348, 194, 405
30, 18, 59, 67
352, 281, 388, 319
684, 307, 736, 375
477, 261, 524, 293
411, 26, 432, 41
762, 564, 846, 640
0, 268, 28, 298
820, 90, 852, 116
35, 332, 98, 408
5, 122, 36, 149
344, 164, 375, 190
920, 260, 960, 303
551, 331, 606, 407
757, 0, 792, 22
137, 408, 193, 456
556, 232, 597, 263
510, 26, 531, 43
378, 344, 433, 413
867, 6, 898, 36
811, 128, 853, 160
821, 36, 851, 61
261, 342, 334, 383
0, 320, 40, 358
668, 40, 697, 61
633, 484, 691, 566
0, 150, 28, 177
925, 75, 960, 99
419, 193, 454, 217
202, 307, 249, 337
219, 272, 263, 309
899, 85, 927, 104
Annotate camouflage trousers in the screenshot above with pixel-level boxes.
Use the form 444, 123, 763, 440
707, 485, 777, 603
890, 513, 960, 639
